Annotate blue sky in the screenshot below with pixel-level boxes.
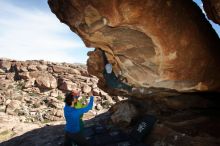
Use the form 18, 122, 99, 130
0, 0, 219, 63
0, 0, 91, 63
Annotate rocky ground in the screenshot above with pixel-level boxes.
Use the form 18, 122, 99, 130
1, 58, 220, 146
0, 58, 126, 145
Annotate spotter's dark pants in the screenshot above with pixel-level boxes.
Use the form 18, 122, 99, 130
64, 131, 90, 146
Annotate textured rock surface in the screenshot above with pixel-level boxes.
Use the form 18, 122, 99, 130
47, 1, 220, 145
203, 0, 220, 25
35, 72, 57, 89
110, 99, 220, 146
0, 60, 11, 72
110, 100, 138, 127
49, 0, 220, 92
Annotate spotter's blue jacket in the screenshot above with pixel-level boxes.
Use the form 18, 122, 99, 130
64, 96, 94, 133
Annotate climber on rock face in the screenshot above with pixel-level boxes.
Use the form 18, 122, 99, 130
63, 90, 94, 146
102, 50, 133, 93
103, 63, 133, 92
102, 51, 155, 96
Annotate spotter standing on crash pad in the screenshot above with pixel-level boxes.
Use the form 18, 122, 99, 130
64, 90, 94, 146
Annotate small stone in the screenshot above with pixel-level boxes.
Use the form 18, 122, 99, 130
0, 75, 6, 79
5, 99, 11, 105
0, 68, 5, 73
47, 66, 53, 73
0, 60, 11, 71
51, 102, 63, 109
36, 112, 44, 121
92, 88, 100, 96
8, 100, 21, 109
27, 65, 38, 71
101, 100, 111, 109
19, 72, 30, 80
96, 103, 103, 110
37, 65, 48, 71
100, 90, 108, 96
47, 97, 64, 109
113, 96, 124, 102
50, 89, 59, 97
68, 68, 81, 75
24, 78, 36, 88
33, 101, 41, 108
103, 94, 114, 104
6, 73, 15, 80
20, 66, 28, 72
19, 116, 26, 122
92, 83, 98, 89
0, 105, 6, 112
83, 84, 92, 93
6, 100, 21, 115
0, 96, 6, 105
55, 109, 63, 117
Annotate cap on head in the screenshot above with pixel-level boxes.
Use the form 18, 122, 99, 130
71, 90, 80, 98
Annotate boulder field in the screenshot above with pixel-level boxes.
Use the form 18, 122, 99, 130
0, 59, 124, 145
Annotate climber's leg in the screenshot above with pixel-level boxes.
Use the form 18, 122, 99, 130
64, 133, 73, 146
65, 132, 91, 146
103, 70, 133, 92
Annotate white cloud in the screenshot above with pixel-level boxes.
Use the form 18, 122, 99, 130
0, 1, 90, 63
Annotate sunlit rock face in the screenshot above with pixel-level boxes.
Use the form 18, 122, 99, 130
48, 0, 220, 92
203, 0, 220, 25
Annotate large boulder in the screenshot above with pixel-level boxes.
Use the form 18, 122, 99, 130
110, 101, 138, 127
49, 0, 220, 93
36, 65, 48, 71
52, 65, 67, 73
35, 74, 57, 89
48, 1, 220, 145
58, 78, 78, 91
52, 65, 81, 75
6, 100, 21, 115
19, 72, 30, 80
203, 0, 220, 25
29, 71, 57, 89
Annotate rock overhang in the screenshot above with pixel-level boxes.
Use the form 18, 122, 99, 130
48, 0, 220, 94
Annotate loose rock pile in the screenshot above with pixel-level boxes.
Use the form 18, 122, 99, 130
0, 58, 127, 142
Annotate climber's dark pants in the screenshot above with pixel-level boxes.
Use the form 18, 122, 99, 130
64, 131, 90, 146
103, 71, 132, 92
